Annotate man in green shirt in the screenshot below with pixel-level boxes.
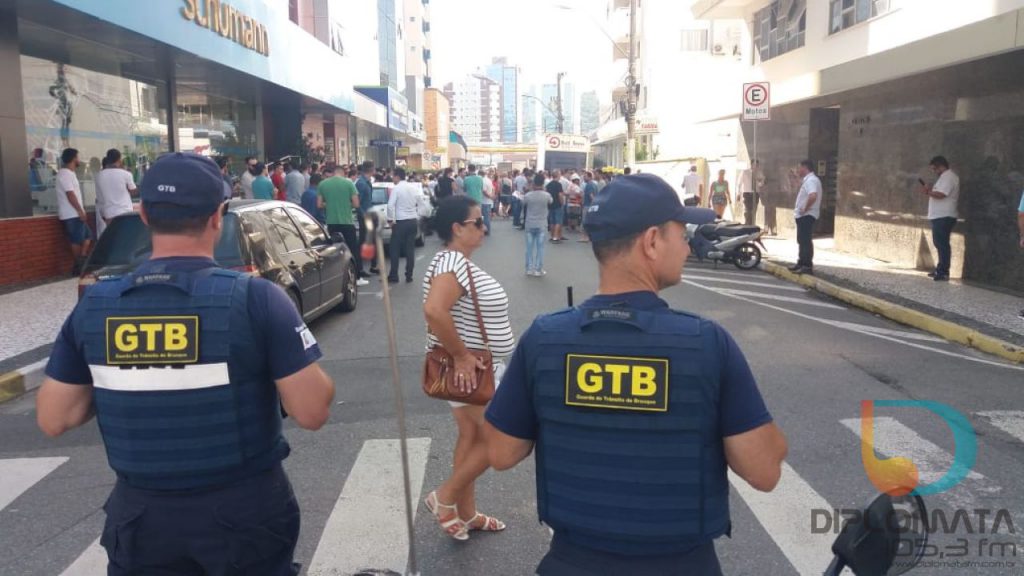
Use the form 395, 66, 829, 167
318, 167, 367, 285
462, 163, 484, 203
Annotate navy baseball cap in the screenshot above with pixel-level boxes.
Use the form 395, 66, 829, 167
584, 173, 716, 242
140, 152, 225, 218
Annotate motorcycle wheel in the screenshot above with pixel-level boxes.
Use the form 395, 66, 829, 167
733, 243, 762, 270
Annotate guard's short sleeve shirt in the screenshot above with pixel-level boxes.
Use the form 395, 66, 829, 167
45, 257, 322, 385
485, 291, 772, 441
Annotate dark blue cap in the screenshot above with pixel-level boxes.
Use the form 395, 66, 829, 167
140, 152, 225, 218
583, 174, 717, 242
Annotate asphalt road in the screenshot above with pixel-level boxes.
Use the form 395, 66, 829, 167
1, 216, 1023, 575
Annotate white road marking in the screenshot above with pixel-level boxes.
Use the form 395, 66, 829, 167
59, 538, 105, 576
819, 320, 946, 343
976, 411, 1024, 443
687, 269, 767, 280
715, 288, 847, 310
839, 417, 1000, 512
681, 280, 1024, 371
307, 438, 431, 575
0, 457, 68, 512
730, 464, 837, 576
684, 274, 806, 291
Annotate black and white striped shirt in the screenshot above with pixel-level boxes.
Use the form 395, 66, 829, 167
423, 250, 515, 356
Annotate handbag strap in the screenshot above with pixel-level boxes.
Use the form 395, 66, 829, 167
464, 260, 491, 352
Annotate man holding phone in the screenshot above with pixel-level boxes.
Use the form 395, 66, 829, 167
920, 156, 959, 282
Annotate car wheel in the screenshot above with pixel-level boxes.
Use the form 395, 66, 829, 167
338, 260, 358, 312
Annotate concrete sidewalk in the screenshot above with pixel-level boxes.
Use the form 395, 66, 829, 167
759, 236, 1024, 362
0, 278, 78, 401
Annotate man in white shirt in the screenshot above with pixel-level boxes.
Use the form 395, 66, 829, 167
239, 156, 257, 199
921, 155, 959, 281
513, 168, 529, 228
386, 167, 425, 283
682, 165, 703, 207
56, 148, 93, 274
790, 160, 822, 274
481, 168, 495, 235
95, 148, 137, 237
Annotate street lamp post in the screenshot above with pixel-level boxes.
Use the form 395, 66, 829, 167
625, 0, 638, 169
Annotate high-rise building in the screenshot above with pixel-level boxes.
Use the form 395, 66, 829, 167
522, 86, 539, 144
580, 90, 600, 135
403, 0, 431, 116
484, 57, 519, 143
563, 81, 576, 134
444, 75, 501, 143
377, 0, 404, 91
541, 83, 558, 132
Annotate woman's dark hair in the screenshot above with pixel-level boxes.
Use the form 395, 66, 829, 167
435, 196, 479, 245
102, 148, 121, 169
533, 173, 545, 187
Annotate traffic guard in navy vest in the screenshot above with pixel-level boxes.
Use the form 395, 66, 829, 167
485, 174, 789, 575
37, 152, 335, 575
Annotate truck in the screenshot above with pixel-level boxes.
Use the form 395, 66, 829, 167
536, 133, 590, 172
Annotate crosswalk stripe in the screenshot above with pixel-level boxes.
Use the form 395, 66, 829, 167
0, 457, 68, 512
307, 438, 431, 575
687, 269, 767, 280
729, 464, 836, 576
819, 320, 946, 343
976, 411, 1024, 443
715, 288, 847, 310
839, 417, 1001, 511
684, 275, 807, 291
59, 537, 105, 576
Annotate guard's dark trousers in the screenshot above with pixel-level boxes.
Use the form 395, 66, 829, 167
388, 219, 418, 281
100, 465, 300, 575
796, 215, 816, 268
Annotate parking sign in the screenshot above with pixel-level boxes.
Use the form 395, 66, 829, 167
743, 82, 770, 121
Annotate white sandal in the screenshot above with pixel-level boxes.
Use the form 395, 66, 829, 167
466, 512, 506, 532
425, 490, 469, 541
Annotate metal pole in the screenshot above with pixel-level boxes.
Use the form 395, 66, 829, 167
366, 215, 420, 576
556, 72, 565, 134
625, 0, 638, 168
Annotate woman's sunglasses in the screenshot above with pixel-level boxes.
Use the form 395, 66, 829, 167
461, 217, 485, 230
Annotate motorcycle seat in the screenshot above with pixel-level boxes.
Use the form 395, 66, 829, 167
714, 225, 761, 237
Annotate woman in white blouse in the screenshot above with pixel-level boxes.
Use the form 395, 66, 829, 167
422, 195, 514, 541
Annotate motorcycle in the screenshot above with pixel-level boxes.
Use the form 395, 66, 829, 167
825, 491, 929, 576
686, 220, 766, 270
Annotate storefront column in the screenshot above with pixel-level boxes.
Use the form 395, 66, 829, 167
166, 66, 179, 152
0, 6, 31, 218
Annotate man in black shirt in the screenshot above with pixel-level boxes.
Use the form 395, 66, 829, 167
436, 167, 455, 200
545, 170, 565, 242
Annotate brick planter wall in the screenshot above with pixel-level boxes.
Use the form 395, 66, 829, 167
0, 213, 94, 286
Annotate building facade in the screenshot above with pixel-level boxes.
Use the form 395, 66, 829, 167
484, 58, 519, 143
0, 0, 418, 287
443, 75, 501, 144
423, 88, 450, 169
580, 90, 601, 135
694, 0, 1024, 290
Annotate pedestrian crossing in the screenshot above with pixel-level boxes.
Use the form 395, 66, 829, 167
3, 407, 1023, 575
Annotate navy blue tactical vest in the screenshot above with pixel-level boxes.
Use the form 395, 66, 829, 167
76, 264, 286, 490
530, 305, 730, 556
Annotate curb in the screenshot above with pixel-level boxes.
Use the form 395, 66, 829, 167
761, 261, 1024, 365
0, 359, 47, 404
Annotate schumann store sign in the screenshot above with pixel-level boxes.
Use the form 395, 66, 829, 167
47, 0, 354, 112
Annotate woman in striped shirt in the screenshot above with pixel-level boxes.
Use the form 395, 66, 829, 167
422, 196, 514, 541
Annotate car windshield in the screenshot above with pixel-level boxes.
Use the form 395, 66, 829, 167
84, 213, 244, 273
371, 187, 389, 205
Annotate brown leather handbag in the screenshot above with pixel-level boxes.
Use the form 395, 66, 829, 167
423, 261, 495, 405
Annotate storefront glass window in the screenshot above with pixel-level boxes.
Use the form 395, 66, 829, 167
176, 84, 261, 179
21, 55, 169, 215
